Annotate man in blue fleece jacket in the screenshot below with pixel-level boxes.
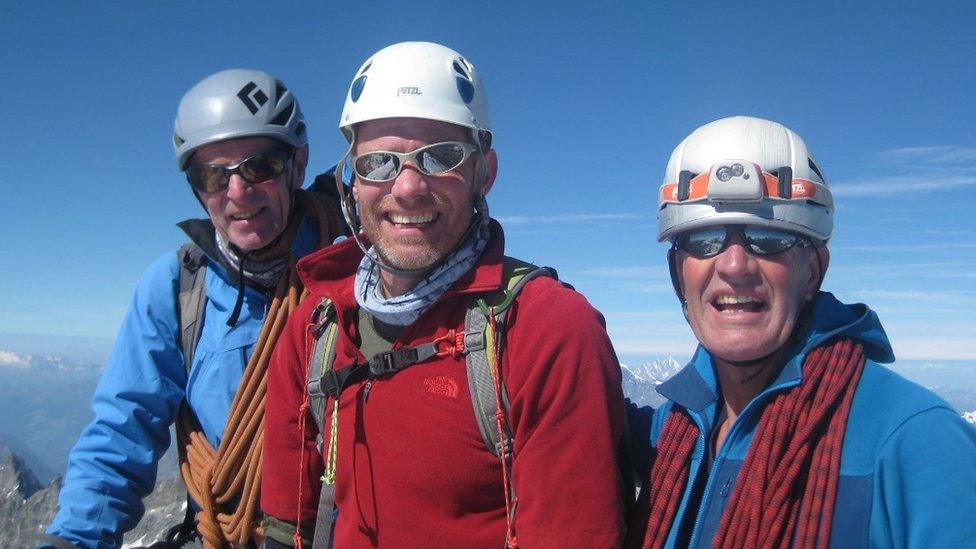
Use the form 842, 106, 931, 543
630, 116, 976, 549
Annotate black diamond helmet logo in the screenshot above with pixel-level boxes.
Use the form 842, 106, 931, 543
237, 82, 269, 115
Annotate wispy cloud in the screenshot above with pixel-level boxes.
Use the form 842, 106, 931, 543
833, 145, 976, 197
831, 174, 976, 196
852, 289, 976, 305
831, 242, 976, 252
496, 213, 643, 225
871, 145, 976, 165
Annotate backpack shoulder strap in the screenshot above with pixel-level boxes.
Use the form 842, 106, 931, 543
303, 297, 341, 549
465, 256, 557, 458
177, 242, 208, 373
306, 298, 340, 452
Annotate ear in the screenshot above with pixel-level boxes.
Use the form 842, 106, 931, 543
805, 245, 830, 299
478, 149, 498, 195
291, 145, 309, 189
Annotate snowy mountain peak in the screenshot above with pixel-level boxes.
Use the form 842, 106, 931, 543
964, 411, 976, 425
621, 356, 683, 385
0, 350, 29, 368
621, 356, 684, 407
0, 348, 99, 373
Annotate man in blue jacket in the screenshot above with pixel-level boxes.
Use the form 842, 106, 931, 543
630, 116, 976, 548
43, 69, 344, 548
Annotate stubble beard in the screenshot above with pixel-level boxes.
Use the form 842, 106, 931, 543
360, 194, 475, 272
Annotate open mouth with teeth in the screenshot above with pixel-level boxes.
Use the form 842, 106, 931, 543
712, 294, 766, 313
229, 208, 264, 221
385, 212, 440, 228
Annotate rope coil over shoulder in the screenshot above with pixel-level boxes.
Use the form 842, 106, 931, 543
173, 191, 344, 549
298, 258, 556, 549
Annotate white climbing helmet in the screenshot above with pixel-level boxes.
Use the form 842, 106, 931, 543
658, 116, 834, 243
338, 41, 491, 146
173, 68, 307, 170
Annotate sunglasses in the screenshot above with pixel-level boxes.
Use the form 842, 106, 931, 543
676, 225, 804, 258
352, 141, 478, 183
184, 149, 291, 193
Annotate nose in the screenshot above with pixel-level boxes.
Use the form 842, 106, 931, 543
714, 233, 759, 280
225, 173, 251, 201
389, 164, 430, 201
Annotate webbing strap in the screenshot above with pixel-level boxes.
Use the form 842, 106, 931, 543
464, 307, 513, 458
466, 264, 556, 458
311, 484, 337, 549
177, 242, 207, 373
307, 299, 339, 453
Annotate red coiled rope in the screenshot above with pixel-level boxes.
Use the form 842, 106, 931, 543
632, 338, 865, 549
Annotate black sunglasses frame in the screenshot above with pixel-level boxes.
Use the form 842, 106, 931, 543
184, 148, 293, 193
675, 225, 805, 259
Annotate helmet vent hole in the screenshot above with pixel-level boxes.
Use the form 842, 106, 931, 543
274, 80, 288, 104
808, 158, 825, 181
270, 102, 295, 126
350, 75, 368, 103
174, 135, 185, 147
455, 77, 474, 104
452, 60, 470, 78
295, 121, 306, 137
358, 62, 372, 76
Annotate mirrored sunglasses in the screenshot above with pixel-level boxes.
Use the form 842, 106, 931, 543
676, 225, 803, 258
352, 141, 477, 183
184, 149, 291, 193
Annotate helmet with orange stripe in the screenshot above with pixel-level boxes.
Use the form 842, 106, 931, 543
658, 116, 834, 244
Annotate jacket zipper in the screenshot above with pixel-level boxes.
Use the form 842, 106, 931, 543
685, 375, 804, 547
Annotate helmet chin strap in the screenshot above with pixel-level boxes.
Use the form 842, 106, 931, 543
334, 148, 490, 280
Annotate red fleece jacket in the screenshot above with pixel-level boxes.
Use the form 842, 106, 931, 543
262, 223, 625, 548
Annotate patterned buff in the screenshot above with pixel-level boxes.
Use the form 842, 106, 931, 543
216, 230, 289, 288
355, 217, 491, 326
628, 337, 866, 549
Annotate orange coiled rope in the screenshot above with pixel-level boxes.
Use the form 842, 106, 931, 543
177, 192, 343, 548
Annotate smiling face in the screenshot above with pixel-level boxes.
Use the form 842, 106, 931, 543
677, 231, 827, 363
191, 137, 307, 252
352, 117, 497, 272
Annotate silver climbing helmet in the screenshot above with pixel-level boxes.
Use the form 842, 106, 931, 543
173, 68, 307, 169
658, 116, 834, 244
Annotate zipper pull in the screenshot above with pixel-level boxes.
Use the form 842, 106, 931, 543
362, 379, 374, 402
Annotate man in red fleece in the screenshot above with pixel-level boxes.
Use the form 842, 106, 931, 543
260, 42, 626, 548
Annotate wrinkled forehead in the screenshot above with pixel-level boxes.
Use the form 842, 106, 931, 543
353, 117, 473, 151
189, 136, 288, 165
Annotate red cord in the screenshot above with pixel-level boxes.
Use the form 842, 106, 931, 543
488, 308, 519, 548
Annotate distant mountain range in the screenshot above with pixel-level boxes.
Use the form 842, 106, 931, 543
621, 356, 684, 407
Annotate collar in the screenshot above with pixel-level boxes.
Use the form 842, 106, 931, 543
656, 291, 893, 415
177, 192, 321, 287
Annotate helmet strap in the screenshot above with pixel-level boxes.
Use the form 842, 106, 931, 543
667, 244, 690, 322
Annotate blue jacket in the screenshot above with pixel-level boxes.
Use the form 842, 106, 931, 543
45, 215, 322, 548
649, 292, 976, 548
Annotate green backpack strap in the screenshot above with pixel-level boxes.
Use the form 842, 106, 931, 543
464, 257, 557, 458
306, 298, 340, 453
177, 242, 208, 373
304, 297, 341, 549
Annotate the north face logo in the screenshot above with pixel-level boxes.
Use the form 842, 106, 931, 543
237, 81, 269, 114
423, 375, 459, 399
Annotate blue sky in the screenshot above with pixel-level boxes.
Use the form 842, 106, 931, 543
2, 1, 974, 363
